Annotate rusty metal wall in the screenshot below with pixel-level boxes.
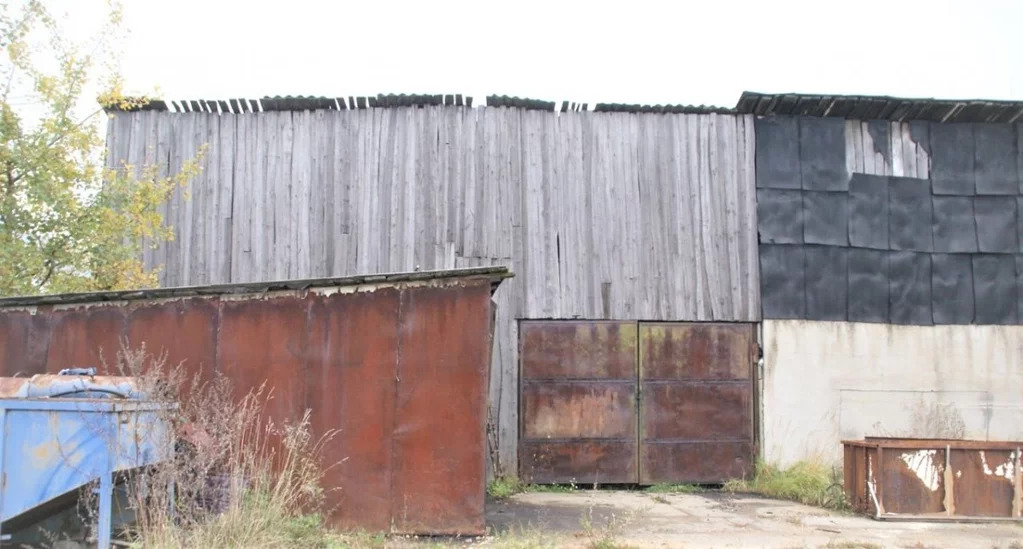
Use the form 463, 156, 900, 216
518, 321, 639, 484
0, 272, 502, 535
844, 438, 1023, 520
639, 323, 756, 483
518, 320, 756, 485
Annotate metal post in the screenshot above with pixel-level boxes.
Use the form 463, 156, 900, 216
0, 408, 6, 543
97, 471, 112, 549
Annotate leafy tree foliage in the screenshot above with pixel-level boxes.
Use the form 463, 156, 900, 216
0, 1, 200, 296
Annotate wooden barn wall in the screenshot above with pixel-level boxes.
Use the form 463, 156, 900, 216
105, 106, 760, 475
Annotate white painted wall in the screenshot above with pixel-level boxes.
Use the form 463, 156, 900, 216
762, 320, 1023, 466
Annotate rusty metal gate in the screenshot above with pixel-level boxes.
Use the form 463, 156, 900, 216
519, 320, 755, 484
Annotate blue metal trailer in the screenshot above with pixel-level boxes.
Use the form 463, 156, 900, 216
0, 374, 172, 548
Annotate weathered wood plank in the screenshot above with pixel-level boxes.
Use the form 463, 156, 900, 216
108, 107, 763, 479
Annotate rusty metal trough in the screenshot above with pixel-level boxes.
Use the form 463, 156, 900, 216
843, 437, 1023, 521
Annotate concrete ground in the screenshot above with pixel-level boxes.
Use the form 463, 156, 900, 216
483, 490, 1023, 548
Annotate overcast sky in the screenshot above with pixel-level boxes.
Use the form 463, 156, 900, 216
60, 0, 1023, 108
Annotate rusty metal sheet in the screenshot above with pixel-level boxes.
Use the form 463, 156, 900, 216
519, 440, 637, 484
521, 383, 636, 439
639, 322, 755, 484
304, 287, 400, 532
640, 323, 753, 381
519, 321, 638, 484
0, 269, 506, 535
390, 280, 492, 535
950, 449, 1017, 517
520, 320, 637, 379
844, 438, 1023, 521
126, 298, 218, 384
0, 310, 52, 377
641, 384, 751, 441
217, 296, 310, 425
45, 307, 126, 371
879, 449, 945, 515
641, 442, 753, 484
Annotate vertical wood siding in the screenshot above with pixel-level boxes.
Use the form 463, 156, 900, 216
106, 107, 760, 474
845, 120, 931, 179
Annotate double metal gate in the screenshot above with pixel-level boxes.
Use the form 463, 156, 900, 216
519, 320, 756, 484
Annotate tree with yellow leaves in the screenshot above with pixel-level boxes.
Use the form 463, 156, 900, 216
0, 1, 201, 296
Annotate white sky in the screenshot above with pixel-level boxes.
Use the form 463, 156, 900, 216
53, 0, 1023, 108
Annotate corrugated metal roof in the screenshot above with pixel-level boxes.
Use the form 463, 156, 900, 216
0, 266, 512, 308
736, 91, 1023, 123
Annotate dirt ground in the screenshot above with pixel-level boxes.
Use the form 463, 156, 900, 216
481, 490, 1023, 548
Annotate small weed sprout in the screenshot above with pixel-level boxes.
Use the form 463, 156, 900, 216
644, 482, 705, 494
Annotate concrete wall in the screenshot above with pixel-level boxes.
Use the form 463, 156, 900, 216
762, 319, 1023, 466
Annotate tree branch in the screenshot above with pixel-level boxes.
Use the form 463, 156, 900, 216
37, 258, 55, 289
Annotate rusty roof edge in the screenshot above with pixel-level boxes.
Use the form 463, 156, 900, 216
0, 266, 514, 308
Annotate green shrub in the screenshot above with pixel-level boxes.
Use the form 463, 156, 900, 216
723, 460, 848, 511
488, 476, 527, 499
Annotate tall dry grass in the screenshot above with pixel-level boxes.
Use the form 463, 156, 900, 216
108, 343, 337, 548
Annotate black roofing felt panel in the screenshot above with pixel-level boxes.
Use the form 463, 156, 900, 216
974, 123, 1018, 195
889, 177, 933, 252
805, 246, 848, 321
1018, 123, 1023, 194
799, 117, 848, 191
975, 197, 1018, 253
803, 191, 849, 246
1017, 255, 1023, 323
930, 123, 976, 195
973, 254, 1018, 324
759, 245, 806, 319
1018, 197, 1023, 253
755, 117, 801, 189
848, 174, 889, 250
931, 254, 975, 324
866, 121, 891, 165
932, 196, 978, 253
757, 189, 804, 244
889, 251, 932, 325
848, 249, 889, 323
909, 121, 931, 155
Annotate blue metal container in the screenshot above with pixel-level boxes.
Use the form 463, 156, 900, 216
0, 374, 172, 548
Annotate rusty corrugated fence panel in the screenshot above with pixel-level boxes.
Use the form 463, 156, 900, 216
306, 287, 400, 532
0, 269, 507, 535
46, 307, 125, 370
844, 438, 1023, 521
390, 281, 492, 534
519, 321, 638, 484
126, 298, 218, 384
639, 323, 755, 484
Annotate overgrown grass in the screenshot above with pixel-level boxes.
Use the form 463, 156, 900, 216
106, 343, 339, 548
644, 482, 705, 494
723, 460, 848, 511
